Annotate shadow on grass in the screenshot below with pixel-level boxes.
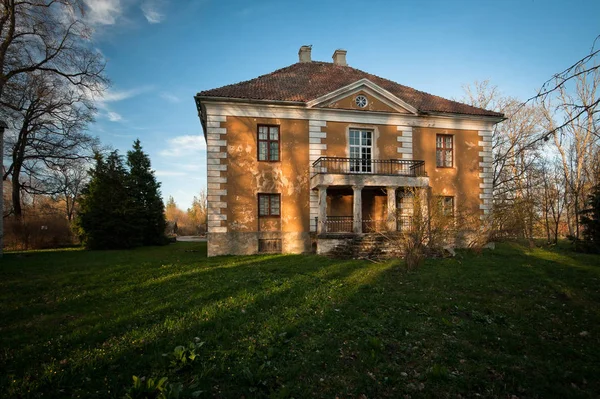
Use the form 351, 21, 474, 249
1, 245, 377, 397
2, 242, 599, 398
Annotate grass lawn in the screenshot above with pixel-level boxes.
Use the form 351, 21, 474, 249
1, 242, 599, 398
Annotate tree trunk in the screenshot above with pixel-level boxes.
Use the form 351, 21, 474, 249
574, 194, 580, 239
11, 161, 22, 219
545, 209, 551, 243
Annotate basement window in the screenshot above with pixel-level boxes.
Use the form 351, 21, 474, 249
258, 125, 280, 161
258, 239, 282, 254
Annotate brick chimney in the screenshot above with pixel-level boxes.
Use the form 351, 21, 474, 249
332, 49, 347, 66
298, 45, 312, 63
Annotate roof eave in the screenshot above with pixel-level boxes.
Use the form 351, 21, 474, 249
422, 111, 506, 124
194, 95, 308, 140
195, 95, 306, 107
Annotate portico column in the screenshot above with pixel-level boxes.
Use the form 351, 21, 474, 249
386, 186, 398, 231
352, 185, 363, 234
317, 185, 328, 234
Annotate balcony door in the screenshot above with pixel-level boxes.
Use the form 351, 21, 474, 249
349, 129, 372, 173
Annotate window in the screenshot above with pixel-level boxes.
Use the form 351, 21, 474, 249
355, 95, 368, 108
438, 196, 454, 217
349, 129, 372, 173
258, 239, 282, 254
436, 134, 453, 168
258, 193, 281, 217
258, 125, 280, 161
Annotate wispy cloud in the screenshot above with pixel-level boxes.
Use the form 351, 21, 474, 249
83, 0, 169, 28
102, 86, 153, 104
107, 111, 123, 122
160, 135, 206, 157
91, 85, 153, 123
160, 92, 181, 103
141, 0, 165, 23
155, 170, 188, 177
108, 132, 136, 138
180, 163, 203, 172
84, 0, 123, 25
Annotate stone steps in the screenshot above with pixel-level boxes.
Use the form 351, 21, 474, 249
328, 233, 406, 260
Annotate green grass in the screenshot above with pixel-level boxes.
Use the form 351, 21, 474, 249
1, 242, 600, 398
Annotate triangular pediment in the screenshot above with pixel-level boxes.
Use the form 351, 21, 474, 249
306, 78, 418, 114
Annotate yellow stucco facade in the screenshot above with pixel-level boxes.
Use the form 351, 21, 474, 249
199, 82, 498, 256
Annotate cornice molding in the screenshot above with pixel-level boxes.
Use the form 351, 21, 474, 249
203, 102, 499, 131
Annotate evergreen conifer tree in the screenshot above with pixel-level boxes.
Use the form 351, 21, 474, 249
77, 151, 139, 249
580, 180, 600, 253
126, 139, 167, 245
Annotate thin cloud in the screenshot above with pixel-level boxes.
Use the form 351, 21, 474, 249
155, 170, 188, 177
160, 135, 206, 157
163, 161, 204, 172
160, 92, 181, 103
107, 111, 123, 122
109, 132, 136, 138
102, 86, 153, 104
141, 0, 165, 23
89, 85, 153, 123
84, 0, 123, 25
180, 163, 203, 172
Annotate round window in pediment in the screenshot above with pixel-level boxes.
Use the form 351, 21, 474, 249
355, 95, 368, 108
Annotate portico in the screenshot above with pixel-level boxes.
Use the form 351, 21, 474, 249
312, 156, 429, 235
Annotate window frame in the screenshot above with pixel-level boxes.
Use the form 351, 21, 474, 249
438, 196, 455, 217
436, 134, 454, 168
355, 95, 368, 108
349, 128, 373, 173
258, 238, 282, 254
257, 124, 281, 162
257, 193, 281, 218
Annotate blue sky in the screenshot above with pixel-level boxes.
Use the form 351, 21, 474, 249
86, 0, 600, 209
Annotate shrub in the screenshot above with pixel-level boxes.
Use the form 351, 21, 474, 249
4, 215, 75, 251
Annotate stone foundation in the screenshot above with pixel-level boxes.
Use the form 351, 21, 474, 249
316, 235, 354, 255
208, 232, 312, 256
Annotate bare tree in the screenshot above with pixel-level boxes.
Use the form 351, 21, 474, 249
540, 161, 566, 244
2, 71, 98, 218
526, 35, 600, 141
46, 158, 89, 221
541, 66, 600, 239
0, 0, 107, 255
460, 81, 545, 195
460, 81, 545, 242
0, 1, 107, 98
188, 190, 208, 233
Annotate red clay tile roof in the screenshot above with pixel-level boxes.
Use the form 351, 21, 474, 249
197, 61, 503, 118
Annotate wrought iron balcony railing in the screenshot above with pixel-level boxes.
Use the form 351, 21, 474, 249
311, 157, 427, 177
315, 215, 414, 233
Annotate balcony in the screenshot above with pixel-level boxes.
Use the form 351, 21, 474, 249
312, 157, 427, 177
310, 157, 429, 189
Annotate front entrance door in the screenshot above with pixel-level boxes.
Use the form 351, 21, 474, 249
349, 129, 372, 173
